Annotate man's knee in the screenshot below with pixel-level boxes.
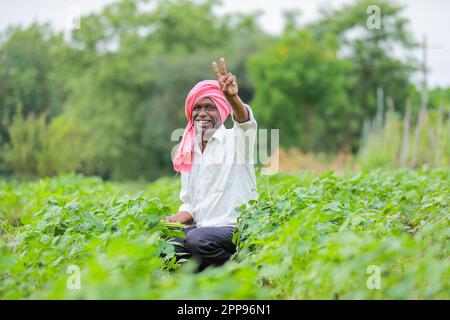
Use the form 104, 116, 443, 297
185, 229, 218, 255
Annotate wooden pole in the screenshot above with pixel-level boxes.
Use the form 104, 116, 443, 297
400, 100, 411, 167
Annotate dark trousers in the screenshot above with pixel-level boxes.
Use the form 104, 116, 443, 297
173, 226, 236, 272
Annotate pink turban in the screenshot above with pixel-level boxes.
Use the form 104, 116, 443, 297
173, 80, 232, 172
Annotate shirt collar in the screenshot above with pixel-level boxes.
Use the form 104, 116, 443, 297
195, 124, 226, 144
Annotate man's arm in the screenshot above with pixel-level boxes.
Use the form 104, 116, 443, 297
164, 172, 194, 224
227, 94, 249, 123
212, 57, 249, 123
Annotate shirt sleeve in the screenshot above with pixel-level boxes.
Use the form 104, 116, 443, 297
232, 104, 257, 164
178, 172, 194, 219
232, 103, 257, 131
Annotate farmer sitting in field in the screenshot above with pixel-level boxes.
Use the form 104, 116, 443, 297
165, 57, 258, 271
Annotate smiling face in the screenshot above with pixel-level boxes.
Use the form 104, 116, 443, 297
192, 97, 221, 134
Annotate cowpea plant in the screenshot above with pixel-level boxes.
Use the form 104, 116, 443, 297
0, 169, 448, 299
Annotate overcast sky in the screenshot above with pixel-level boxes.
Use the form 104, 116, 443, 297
0, 0, 449, 88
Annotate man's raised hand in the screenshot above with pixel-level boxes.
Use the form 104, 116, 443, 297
212, 57, 238, 97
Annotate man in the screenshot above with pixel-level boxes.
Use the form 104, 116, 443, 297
165, 57, 258, 271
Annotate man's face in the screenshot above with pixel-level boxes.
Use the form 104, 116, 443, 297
192, 97, 221, 134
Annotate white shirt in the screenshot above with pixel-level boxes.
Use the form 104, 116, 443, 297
178, 104, 258, 227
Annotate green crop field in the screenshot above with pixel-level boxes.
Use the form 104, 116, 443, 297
0, 168, 449, 299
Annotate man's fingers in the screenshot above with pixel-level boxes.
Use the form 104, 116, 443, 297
219, 78, 225, 90
165, 213, 178, 222
225, 73, 234, 86
222, 74, 230, 90
222, 74, 236, 92
214, 58, 232, 90
220, 57, 227, 75
212, 61, 221, 79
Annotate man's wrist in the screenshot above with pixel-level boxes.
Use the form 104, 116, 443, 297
225, 93, 239, 103
227, 95, 249, 123
179, 211, 194, 224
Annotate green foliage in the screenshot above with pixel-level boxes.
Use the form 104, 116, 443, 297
248, 0, 419, 154
0, 173, 267, 299
1, 110, 47, 177
0, 22, 78, 176
0, 0, 269, 180
1, 169, 448, 299
309, 0, 418, 150
2, 111, 88, 177
0, 0, 427, 179
248, 30, 351, 151
429, 87, 450, 111
0, 23, 66, 140
234, 169, 449, 299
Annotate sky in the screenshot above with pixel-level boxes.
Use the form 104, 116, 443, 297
0, 0, 449, 88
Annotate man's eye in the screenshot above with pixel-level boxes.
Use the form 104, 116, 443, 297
206, 106, 215, 111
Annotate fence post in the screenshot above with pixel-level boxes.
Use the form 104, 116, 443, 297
400, 100, 411, 167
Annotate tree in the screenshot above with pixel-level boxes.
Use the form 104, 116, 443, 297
310, 0, 418, 149
0, 23, 65, 142
0, 23, 68, 174
54, 0, 266, 180
248, 30, 351, 152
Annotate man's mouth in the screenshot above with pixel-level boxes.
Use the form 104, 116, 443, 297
196, 120, 212, 125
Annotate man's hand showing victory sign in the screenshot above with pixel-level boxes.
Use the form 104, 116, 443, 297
212, 57, 249, 123
213, 57, 238, 97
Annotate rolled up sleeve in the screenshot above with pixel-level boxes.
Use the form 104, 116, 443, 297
232, 104, 257, 164
232, 104, 257, 131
